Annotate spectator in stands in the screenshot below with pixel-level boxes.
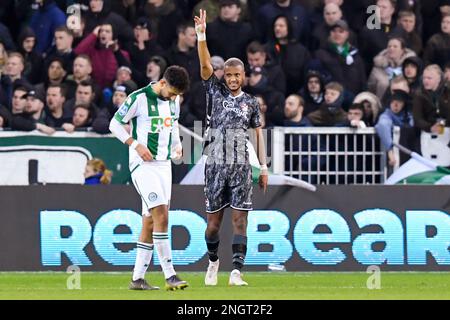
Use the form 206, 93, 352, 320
353, 91, 382, 127
315, 20, 366, 96
310, 2, 357, 51
394, 10, 423, 55
44, 83, 72, 128
35, 57, 69, 99
29, 0, 66, 54
74, 24, 131, 89
368, 37, 416, 99
402, 56, 423, 96
62, 103, 95, 133
0, 22, 17, 51
284, 94, 312, 127
83, 0, 134, 48
84, 158, 112, 185
92, 81, 133, 134
299, 70, 325, 116
413, 64, 450, 133
396, 0, 423, 34
381, 74, 411, 107
423, 13, 450, 70
164, 23, 200, 83
246, 41, 286, 95
17, 27, 43, 85
255, 95, 269, 128
308, 81, 348, 126
127, 17, 164, 83
445, 62, 450, 83
64, 79, 99, 114
25, 89, 47, 124
0, 42, 8, 75
283, 93, 323, 183
180, 55, 224, 128
266, 14, 311, 95
10, 87, 55, 134
145, 55, 167, 84
141, 0, 185, 50
359, 0, 397, 70
254, 0, 310, 45
102, 65, 137, 102
0, 104, 10, 129
206, 0, 253, 62
44, 26, 76, 76
0, 52, 30, 109
375, 89, 413, 166
347, 103, 367, 128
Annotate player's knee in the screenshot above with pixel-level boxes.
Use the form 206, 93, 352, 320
232, 216, 247, 233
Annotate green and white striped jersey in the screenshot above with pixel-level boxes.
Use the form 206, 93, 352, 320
114, 84, 180, 169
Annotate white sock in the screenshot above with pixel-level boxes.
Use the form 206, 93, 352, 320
153, 232, 176, 279
132, 242, 153, 281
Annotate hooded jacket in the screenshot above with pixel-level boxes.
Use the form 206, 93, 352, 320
368, 48, 416, 98
29, 0, 66, 54
83, 0, 134, 47
17, 26, 43, 84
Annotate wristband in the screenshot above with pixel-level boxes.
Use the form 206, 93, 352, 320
196, 32, 206, 41
260, 164, 268, 171
130, 140, 139, 149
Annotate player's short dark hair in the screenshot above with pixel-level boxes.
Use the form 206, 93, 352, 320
163, 65, 190, 94
224, 58, 245, 70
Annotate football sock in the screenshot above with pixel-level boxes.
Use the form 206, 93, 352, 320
153, 232, 176, 279
232, 234, 247, 270
205, 233, 220, 262
132, 242, 153, 281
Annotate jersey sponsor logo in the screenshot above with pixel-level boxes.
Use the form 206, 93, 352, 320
222, 100, 248, 117
148, 192, 158, 202
150, 117, 174, 133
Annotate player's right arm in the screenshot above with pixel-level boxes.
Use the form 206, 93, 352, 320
109, 98, 153, 161
194, 9, 213, 80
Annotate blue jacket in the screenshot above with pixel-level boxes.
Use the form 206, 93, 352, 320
29, 1, 66, 54
375, 108, 414, 150
84, 173, 103, 185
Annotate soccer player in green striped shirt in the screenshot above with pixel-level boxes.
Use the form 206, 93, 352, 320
109, 66, 190, 291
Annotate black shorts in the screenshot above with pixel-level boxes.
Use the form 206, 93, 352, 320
204, 163, 253, 213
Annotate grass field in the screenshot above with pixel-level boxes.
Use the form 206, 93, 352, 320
0, 272, 449, 300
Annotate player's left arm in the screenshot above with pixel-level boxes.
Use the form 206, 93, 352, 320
251, 98, 268, 192
255, 126, 268, 193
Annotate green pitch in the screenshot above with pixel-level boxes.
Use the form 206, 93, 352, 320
0, 272, 449, 300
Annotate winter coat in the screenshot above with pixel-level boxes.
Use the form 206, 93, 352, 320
368, 48, 416, 99
74, 33, 130, 89
29, 0, 66, 54
315, 43, 367, 95
412, 82, 450, 132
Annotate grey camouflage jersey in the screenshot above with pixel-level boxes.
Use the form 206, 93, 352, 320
203, 75, 261, 164
202, 75, 261, 213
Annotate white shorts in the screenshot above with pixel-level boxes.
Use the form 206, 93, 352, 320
131, 161, 172, 217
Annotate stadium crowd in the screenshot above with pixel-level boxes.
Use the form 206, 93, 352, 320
0, 0, 449, 169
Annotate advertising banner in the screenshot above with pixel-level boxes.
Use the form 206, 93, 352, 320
0, 185, 449, 271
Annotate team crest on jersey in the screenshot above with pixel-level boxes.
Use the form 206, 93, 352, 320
148, 192, 158, 202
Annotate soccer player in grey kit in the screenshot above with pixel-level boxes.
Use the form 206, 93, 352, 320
194, 9, 269, 286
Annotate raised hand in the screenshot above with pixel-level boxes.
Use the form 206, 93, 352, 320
194, 9, 207, 34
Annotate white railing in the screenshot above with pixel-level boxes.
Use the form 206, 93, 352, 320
271, 127, 387, 185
